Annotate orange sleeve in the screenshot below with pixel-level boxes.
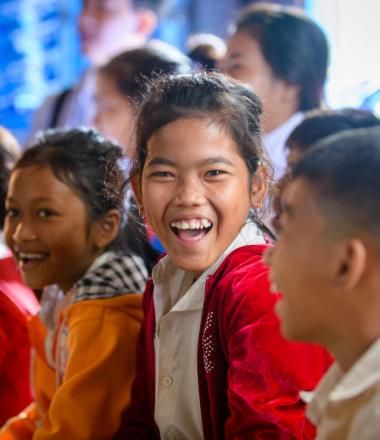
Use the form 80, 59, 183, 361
33, 295, 142, 440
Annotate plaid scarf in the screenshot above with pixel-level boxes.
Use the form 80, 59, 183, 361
72, 252, 148, 303
42, 251, 148, 385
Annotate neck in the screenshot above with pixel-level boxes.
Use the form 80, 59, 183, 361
328, 334, 377, 373
262, 102, 300, 134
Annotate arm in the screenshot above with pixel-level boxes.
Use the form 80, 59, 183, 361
222, 266, 331, 439
114, 282, 160, 440
33, 298, 142, 440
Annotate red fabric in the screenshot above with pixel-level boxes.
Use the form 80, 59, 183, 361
116, 245, 332, 439
0, 256, 39, 426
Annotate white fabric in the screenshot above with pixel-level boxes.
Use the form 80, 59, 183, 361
307, 338, 380, 440
263, 112, 304, 181
152, 222, 265, 440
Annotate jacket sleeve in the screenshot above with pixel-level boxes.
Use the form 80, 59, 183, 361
114, 282, 160, 440
33, 299, 142, 440
221, 264, 331, 439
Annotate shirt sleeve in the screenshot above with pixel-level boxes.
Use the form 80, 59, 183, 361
221, 266, 331, 439
33, 300, 142, 440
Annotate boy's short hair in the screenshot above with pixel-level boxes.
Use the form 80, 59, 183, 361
292, 127, 380, 250
287, 108, 380, 153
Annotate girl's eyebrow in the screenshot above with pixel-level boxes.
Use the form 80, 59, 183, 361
147, 156, 235, 167
146, 157, 176, 167
203, 157, 235, 166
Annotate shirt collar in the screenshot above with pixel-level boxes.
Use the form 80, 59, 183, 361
307, 338, 380, 424
263, 112, 304, 181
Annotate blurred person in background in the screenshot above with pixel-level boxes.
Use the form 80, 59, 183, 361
0, 126, 39, 426
187, 32, 226, 71
271, 108, 380, 237
94, 41, 192, 273
223, 2, 329, 181
29, 0, 159, 137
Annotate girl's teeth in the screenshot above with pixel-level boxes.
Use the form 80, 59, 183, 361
171, 219, 212, 230
19, 252, 45, 260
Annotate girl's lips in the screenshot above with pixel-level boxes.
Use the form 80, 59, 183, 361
170, 218, 213, 244
16, 252, 49, 273
19, 257, 47, 273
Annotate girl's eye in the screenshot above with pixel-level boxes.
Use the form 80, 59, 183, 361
150, 171, 174, 178
205, 169, 227, 177
37, 209, 55, 218
5, 208, 18, 218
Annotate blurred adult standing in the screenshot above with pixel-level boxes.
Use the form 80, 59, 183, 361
29, 0, 159, 137
223, 3, 328, 181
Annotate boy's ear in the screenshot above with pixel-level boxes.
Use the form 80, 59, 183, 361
92, 209, 121, 250
250, 165, 269, 209
334, 238, 367, 290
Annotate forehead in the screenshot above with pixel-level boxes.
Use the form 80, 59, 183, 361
82, 0, 133, 11
147, 117, 238, 156
227, 31, 262, 57
8, 166, 73, 200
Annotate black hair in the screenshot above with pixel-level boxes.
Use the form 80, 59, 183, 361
235, 3, 328, 111
99, 41, 192, 105
187, 33, 226, 71
292, 127, 380, 248
0, 137, 19, 229
133, 71, 265, 181
18, 128, 127, 222
287, 108, 380, 153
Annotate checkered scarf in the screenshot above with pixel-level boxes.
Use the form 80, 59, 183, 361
72, 252, 148, 303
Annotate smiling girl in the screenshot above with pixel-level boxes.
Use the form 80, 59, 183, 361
1, 128, 147, 439
117, 72, 332, 439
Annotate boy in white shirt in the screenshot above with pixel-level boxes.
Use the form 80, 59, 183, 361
267, 127, 380, 439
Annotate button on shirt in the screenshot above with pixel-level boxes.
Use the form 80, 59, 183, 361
152, 222, 266, 439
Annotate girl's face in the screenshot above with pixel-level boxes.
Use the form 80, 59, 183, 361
223, 30, 298, 132
94, 72, 136, 158
139, 117, 265, 276
4, 165, 100, 292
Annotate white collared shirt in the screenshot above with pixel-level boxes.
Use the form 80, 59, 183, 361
307, 338, 380, 440
263, 112, 304, 181
152, 222, 265, 440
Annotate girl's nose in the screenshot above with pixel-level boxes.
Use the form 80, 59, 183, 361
174, 179, 205, 207
12, 221, 37, 243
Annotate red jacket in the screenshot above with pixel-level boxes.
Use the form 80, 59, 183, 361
117, 244, 332, 439
0, 255, 39, 426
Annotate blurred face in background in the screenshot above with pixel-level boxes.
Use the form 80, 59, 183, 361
223, 30, 299, 133
94, 72, 136, 158
79, 0, 156, 65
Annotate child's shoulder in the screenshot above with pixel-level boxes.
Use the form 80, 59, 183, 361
215, 243, 269, 282
65, 293, 143, 331
207, 244, 272, 312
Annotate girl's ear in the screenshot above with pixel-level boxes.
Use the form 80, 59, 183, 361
92, 209, 121, 250
250, 165, 269, 209
131, 174, 143, 211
